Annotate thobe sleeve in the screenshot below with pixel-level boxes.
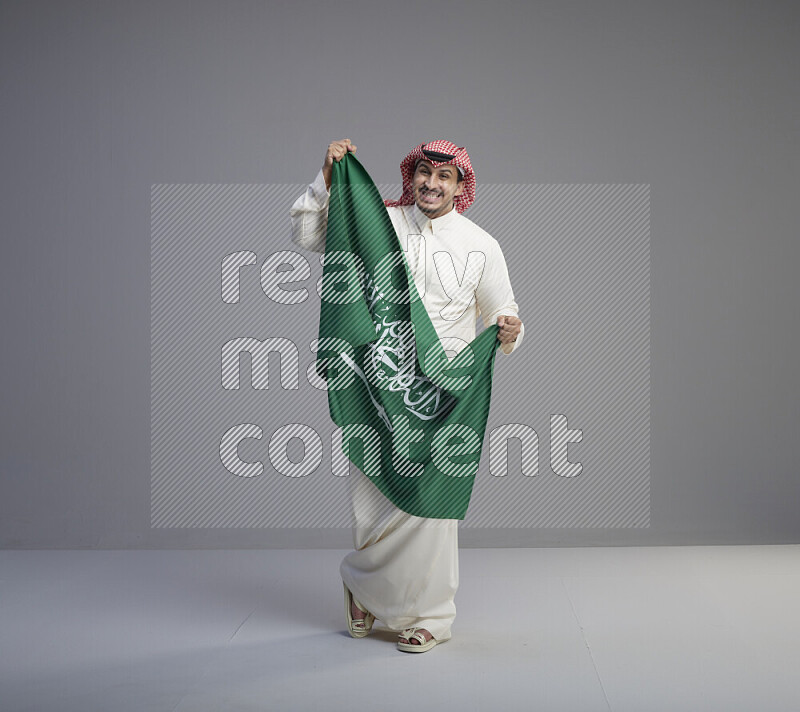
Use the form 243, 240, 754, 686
475, 238, 525, 356
289, 168, 330, 253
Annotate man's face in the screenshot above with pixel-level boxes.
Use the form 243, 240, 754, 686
411, 159, 464, 219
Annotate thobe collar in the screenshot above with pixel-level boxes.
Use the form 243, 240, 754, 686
410, 202, 460, 234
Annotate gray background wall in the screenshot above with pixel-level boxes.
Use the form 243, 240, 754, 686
1, 0, 797, 548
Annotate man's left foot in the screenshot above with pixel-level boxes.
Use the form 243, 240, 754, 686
398, 628, 433, 646
397, 626, 440, 652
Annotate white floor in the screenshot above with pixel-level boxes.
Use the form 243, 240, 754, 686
1, 546, 798, 712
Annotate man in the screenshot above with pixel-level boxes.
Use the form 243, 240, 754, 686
290, 139, 523, 652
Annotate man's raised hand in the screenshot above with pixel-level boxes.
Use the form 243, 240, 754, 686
322, 139, 357, 190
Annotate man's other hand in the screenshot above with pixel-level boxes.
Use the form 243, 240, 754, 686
322, 139, 357, 190
496, 315, 522, 345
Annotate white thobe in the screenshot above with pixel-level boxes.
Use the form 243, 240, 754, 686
290, 168, 523, 640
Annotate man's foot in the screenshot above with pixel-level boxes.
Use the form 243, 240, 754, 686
397, 627, 440, 653
398, 628, 433, 646
351, 597, 367, 623
344, 583, 374, 638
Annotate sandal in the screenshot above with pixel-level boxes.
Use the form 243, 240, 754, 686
397, 627, 439, 653
344, 582, 375, 638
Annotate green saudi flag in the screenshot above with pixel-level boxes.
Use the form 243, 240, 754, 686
317, 153, 501, 519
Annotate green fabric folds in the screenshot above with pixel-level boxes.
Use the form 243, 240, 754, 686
317, 153, 500, 519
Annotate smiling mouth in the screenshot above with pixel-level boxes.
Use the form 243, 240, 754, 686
419, 189, 442, 202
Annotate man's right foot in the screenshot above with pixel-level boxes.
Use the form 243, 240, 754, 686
351, 597, 366, 622
345, 584, 374, 637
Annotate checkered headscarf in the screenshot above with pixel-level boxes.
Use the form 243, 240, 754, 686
384, 139, 476, 214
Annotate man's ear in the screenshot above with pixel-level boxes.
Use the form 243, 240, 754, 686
454, 180, 464, 197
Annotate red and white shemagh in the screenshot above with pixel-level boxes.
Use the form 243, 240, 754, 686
383, 139, 476, 214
